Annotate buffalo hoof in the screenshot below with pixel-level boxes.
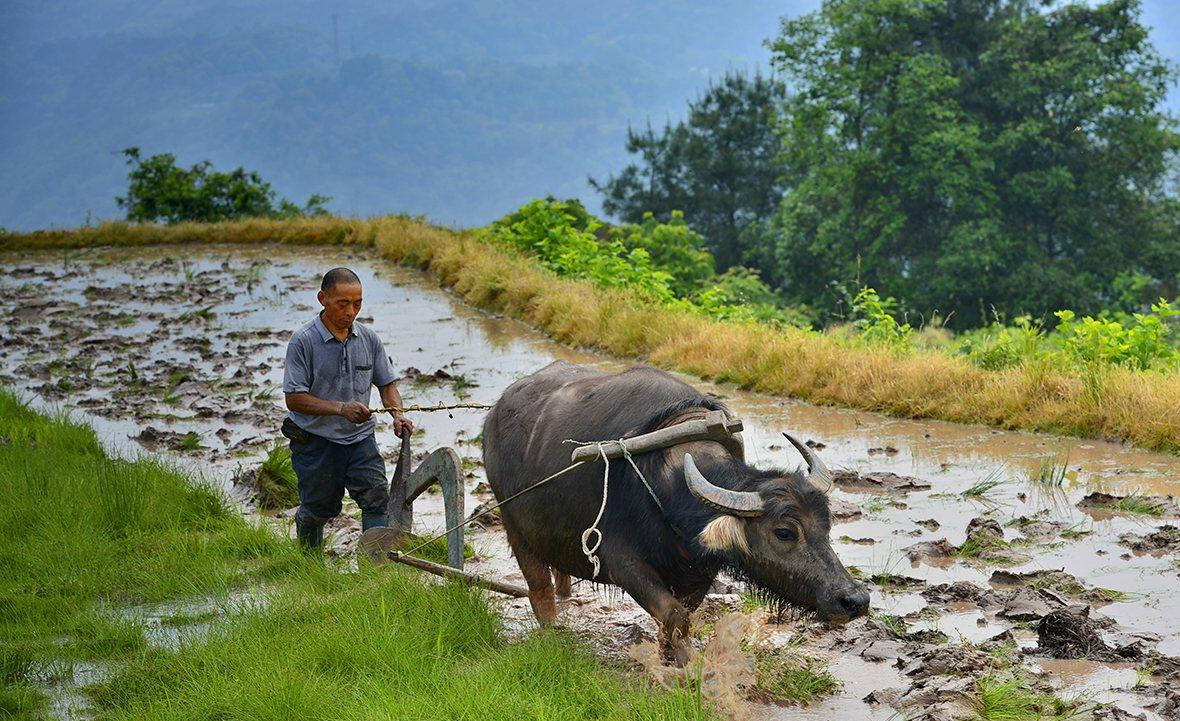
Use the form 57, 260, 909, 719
661, 640, 693, 668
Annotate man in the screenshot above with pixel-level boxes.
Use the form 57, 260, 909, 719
282, 267, 414, 550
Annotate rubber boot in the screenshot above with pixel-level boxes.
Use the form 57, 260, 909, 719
295, 518, 324, 552
362, 514, 390, 532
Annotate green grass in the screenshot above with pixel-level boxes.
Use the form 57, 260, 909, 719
876, 614, 907, 638
175, 430, 204, 452
750, 646, 840, 706
0, 391, 298, 673
0, 391, 713, 720
955, 536, 1025, 566
1112, 493, 1167, 516
1028, 454, 1069, 488
963, 467, 1008, 499
89, 565, 709, 721
970, 674, 1083, 720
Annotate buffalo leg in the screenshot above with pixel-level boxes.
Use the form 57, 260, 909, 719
611, 559, 692, 666
503, 524, 558, 627
553, 570, 572, 599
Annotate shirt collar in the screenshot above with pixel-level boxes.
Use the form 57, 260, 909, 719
315, 313, 357, 342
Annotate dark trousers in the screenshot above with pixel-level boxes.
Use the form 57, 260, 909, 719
290, 433, 389, 530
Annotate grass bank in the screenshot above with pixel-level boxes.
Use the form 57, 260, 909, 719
5, 217, 1179, 453
0, 391, 709, 720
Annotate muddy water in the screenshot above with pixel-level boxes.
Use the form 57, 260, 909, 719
3, 243, 1178, 720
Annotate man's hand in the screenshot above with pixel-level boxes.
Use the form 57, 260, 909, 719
393, 412, 414, 438
338, 401, 372, 424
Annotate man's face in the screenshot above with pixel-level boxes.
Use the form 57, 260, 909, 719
317, 282, 362, 330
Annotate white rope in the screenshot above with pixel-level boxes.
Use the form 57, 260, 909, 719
580, 442, 611, 579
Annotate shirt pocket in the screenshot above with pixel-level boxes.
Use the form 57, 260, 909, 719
352, 350, 374, 393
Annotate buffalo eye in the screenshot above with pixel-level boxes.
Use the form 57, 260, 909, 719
773, 527, 798, 542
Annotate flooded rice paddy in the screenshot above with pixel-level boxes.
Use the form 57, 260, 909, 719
2, 244, 1178, 719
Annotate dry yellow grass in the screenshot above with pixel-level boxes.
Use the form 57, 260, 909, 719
4, 215, 1178, 454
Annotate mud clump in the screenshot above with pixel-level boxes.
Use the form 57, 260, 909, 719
1078, 491, 1179, 517
1119, 524, 1180, 554
904, 538, 956, 564
922, 581, 995, 608
832, 470, 931, 494
466, 502, 502, 529
1036, 606, 1113, 659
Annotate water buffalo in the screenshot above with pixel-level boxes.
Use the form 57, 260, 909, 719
482, 361, 869, 662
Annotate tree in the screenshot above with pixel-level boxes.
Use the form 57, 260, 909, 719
764, 0, 1179, 327
590, 71, 787, 270
115, 148, 330, 224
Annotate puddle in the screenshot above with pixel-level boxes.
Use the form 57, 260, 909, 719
3, 243, 1178, 720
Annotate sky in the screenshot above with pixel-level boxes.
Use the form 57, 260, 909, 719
0, 0, 1175, 231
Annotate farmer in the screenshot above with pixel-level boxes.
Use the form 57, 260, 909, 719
281, 267, 414, 550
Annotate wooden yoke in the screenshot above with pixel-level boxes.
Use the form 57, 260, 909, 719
569, 410, 743, 464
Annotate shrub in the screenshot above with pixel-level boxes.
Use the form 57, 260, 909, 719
482, 198, 676, 302
851, 288, 912, 348
1054, 300, 1179, 371
611, 211, 715, 295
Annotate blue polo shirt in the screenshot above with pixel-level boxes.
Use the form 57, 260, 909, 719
283, 314, 397, 444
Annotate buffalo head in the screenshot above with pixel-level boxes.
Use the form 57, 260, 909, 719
685, 433, 869, 623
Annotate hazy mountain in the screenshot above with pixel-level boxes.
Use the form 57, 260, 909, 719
1, 1, 1175, 231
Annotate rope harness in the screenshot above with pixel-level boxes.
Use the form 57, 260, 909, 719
399, 437, 664, 578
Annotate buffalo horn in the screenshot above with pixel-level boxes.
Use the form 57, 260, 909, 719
782, 432, 833, 492
683, 453, 763, 517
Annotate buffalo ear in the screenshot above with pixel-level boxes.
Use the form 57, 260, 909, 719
697, 515, 750, 555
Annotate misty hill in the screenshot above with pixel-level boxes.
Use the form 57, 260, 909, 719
1, 0, 1176, 231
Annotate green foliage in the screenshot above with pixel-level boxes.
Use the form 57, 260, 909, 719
116, 147, 330, 224
970, 673, 1081, 720
487, 199, 812, 328
691, 267, 813, 328
1054, 300, 1179, 371
484, 198, 676, 302
957, 316, 1049, 371
592, 71, 787, 270
764, 0, 1180, 328
610, 211, 715, 295
952, 300, 1179, 372
89, 567, 712, 721
851, 288, 913, 348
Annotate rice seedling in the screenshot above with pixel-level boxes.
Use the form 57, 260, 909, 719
1112, 493, 1166, 516
1029, 453, 1070, 488
876, 614, 907, 638
1059, 523, 1091, 540
253, 442, 298, 509
970, 673, 1085, 721
963, 466, 1008, 499
175, 430, 204, 452
160, 370, 186, 405
750, 646, 840, 706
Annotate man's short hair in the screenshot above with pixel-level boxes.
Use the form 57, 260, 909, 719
321, 267, 361, 292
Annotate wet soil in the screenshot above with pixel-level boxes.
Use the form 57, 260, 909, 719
3, 244, 1179, 720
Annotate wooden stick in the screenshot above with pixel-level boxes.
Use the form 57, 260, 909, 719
388, 552, 529, 598
569, 410, 743, 463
